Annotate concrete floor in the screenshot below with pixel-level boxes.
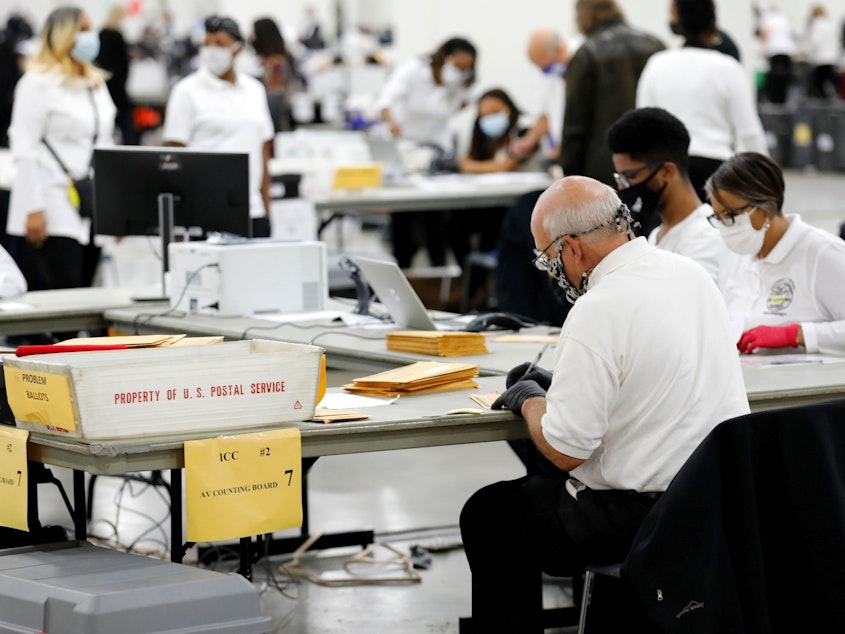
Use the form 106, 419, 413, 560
22, 168, 845, 633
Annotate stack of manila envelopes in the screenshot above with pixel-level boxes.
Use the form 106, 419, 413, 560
385, 331, 488, 357
344, 361, 479, 397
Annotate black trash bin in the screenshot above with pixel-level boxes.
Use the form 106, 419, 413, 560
758, 103, 795, 168
809, 102, 845, 172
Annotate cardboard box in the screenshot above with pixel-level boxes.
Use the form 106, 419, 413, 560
3, 340, 325, 440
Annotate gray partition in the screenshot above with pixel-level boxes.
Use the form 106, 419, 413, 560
758, 103, 795, 168
0, 541, 271, 634
809, 103, 845, 172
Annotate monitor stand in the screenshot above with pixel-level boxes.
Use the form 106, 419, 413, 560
130, 193, 175, 303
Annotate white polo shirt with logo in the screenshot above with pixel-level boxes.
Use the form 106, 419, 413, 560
723, 214, 845, 355
163, 67, 274, 219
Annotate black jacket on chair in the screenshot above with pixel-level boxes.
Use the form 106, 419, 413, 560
622, 397, 845, 633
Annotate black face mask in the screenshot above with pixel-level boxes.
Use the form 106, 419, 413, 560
617, 179, 667, 218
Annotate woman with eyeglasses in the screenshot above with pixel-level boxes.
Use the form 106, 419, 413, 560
705, 152, 845, 355
6, 6, 116, 294
163, 15, 275, 238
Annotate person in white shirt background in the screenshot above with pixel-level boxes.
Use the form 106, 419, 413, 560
636, 0, 768, 203
0, 245, 26, 299
759, 3, 797, 104
163, 15, 275, 238
377, 36, 476, 153
706, 152, 845, 357
450, 88, 541, 307
608, 107, 735, 291
803, 4, 841, 100
516, 30, 572, 164
376, 36, 477, 269
7, 6, 115, 293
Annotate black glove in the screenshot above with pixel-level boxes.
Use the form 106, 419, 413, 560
505, 362, 553, 390
492, 380, 547, 415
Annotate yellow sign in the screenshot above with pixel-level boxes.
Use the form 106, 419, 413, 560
185, 428, 302, 542
0, 427, 29, 531
332, 164, 383, 190
3, 368, 76, 431
793, 123, 812, 147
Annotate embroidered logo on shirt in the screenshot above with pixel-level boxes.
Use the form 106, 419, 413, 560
765, 278, 795, 315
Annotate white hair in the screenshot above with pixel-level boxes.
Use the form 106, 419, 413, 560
543, 181, 622, 244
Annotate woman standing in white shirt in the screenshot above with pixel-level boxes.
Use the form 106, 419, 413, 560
163, 15, 275, 239
376, 37, 477, 269
706, 152, 845, 356
7, 6, 115, 291
637, 0, 767, 202
804, 5, 841, 99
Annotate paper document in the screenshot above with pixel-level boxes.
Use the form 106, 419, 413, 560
250, 310, 343, 323
311, 409, 371, 423
0, 302, 35, 312
318, 393, 399, 409
469, 392, 501, 409
493, 335, 558, 344
739, 353, 845, 368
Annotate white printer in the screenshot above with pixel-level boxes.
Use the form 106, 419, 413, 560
168, 239, 328, 316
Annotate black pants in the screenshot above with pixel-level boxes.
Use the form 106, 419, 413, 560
252, 216, 271, 238
460, 476, 658, 633
767, 54, 792, 104
391, 211, 447, 268
809, 64, 840, 99
688, 156, 723, 203
7, 235, 83, 343
7, 235, 82, 291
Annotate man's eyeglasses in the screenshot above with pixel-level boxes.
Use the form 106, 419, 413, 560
531, 204, 635, 271
205, 16, 242, 41
532, 234, 566, 272
613, 160, 665, 189
707, 204, 753, 228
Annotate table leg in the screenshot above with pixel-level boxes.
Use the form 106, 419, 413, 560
72, 470, 87, 540
238, 537, 253, 581
170, 468, 183, 563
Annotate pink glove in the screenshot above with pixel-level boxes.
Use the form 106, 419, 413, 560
737, 324, 800, 354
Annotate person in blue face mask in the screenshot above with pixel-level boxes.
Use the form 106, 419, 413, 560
516, 30, 574, 163
459, 89, 536, 174
449, 89, 540, 307
6, 5, 116, 305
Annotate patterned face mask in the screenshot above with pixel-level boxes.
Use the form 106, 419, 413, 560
531, 204, 637, 303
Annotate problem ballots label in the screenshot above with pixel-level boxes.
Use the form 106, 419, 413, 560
3, 367, 76, 431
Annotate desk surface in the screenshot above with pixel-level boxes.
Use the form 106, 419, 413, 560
26, 376, 521, 474
24, 357, 845, 476
0, 287, 154, 336
104, 304, 845, 412
310, 172, 553, 213
105, 304, 557, 376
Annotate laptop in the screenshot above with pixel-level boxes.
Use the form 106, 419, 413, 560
352, 256, 459, 330
365, 135, 409, 184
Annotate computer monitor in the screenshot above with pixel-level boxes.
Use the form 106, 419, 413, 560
93, 146, 251, 296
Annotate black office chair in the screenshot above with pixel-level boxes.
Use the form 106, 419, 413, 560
618, 397, 845, 632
